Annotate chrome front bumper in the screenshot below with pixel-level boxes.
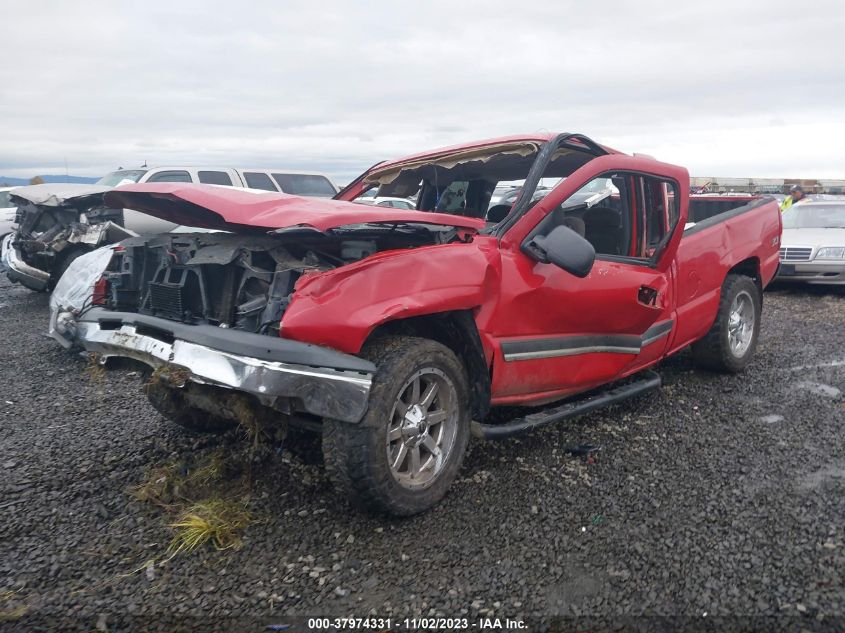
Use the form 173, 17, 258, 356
1, 233, 51, 291
68, 309, 375, 423
776, 260, 845, 285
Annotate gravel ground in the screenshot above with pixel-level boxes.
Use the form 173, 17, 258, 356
1, 274, 844, 630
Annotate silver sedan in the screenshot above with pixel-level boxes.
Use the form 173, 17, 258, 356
777, 201, 845, 285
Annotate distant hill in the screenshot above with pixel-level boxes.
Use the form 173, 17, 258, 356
0, 174, 100, 186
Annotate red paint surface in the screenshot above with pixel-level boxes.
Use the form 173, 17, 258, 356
289, 146, 780, 406
103, 183, 485, 233
107, 136, 782, 408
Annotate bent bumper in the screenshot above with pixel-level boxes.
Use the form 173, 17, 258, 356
776, 260, 845, 285
70, 308, 375, 423
2, 233, 51, 291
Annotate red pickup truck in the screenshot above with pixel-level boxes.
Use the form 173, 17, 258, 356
52, 133, 782, 515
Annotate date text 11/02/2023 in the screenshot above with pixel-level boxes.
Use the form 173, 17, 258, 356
306, 617, 527, 630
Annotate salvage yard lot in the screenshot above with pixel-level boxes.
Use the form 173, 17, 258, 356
1, 275, 843, 625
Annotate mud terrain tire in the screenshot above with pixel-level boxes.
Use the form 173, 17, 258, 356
145, 380, 236, 433
322, 336, 471, 516
692, 274, 761, 373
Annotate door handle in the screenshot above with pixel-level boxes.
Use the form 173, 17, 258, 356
638, 285, 661, 308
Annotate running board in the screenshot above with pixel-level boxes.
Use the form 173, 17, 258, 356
471, 370, 662, 440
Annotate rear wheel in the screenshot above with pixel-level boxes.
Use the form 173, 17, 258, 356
692, 274, 761, 373
322, 336, 471, 516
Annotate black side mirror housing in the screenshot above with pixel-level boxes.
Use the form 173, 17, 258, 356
525, 225, 596, 278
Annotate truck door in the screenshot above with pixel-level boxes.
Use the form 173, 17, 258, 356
488, 155, 689, 403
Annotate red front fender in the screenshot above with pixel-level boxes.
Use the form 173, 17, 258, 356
280, 238, 501, 354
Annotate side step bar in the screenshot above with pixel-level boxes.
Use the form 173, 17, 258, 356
471, 370, 662, 440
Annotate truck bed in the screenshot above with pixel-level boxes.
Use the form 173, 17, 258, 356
669, 196, 781, 355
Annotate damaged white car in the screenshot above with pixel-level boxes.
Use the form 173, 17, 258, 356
0, 187, 19, 241
1, 184, 181, 292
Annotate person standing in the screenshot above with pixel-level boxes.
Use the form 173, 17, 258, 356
780, 185, 806, 212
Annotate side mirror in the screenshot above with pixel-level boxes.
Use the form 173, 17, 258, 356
524, 225, 596, 277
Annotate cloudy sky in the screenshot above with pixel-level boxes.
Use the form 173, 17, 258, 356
2, 0, 844, 182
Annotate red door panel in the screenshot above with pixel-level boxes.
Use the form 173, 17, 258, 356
488, 251, 674, 402
484, 154, 689, 405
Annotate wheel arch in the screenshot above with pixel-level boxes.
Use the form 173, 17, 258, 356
48, 244, 95, 290
727, 256, 762, 296
364, 310, 492, 420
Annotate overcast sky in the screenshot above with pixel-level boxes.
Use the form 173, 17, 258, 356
2, 0, 844, 182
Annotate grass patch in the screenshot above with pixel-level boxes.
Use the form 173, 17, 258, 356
129, 447, 230, 510
145, 364, 192, 390
129, 442, 262, 564
85, 352, 106, 382
167, 499, 253, 556
127, 380, 287, 566
0, 604, 28, 622
0, 590, 28, 622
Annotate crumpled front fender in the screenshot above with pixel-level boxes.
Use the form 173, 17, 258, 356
281, 239, 501, 354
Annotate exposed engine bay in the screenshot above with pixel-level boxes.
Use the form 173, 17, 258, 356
101, 224, 467, 335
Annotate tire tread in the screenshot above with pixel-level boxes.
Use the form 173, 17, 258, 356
691, 274, 761, 373
322, 335, 470, 516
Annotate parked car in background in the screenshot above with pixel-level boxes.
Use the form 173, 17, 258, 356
488, 185, 552, 210
2, 184, 133, 291
776, 201, 845, 284
356, 196, 417, 209
97, 167, 337, 197
0, 187, 19, 239
3, 166, 338, 292
50, 132, 780, 516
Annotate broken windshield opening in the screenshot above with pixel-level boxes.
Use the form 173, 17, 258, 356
351, 140, 599, 225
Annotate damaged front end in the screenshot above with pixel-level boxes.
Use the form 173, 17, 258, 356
4, 184, 133, 291
53, 226, 456, 424
52, 252, 375, 425
74, 307, 375, 423
51, 183, 480, 428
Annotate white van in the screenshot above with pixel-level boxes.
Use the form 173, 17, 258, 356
95, 167, 338, 234
97, 167, 336, 194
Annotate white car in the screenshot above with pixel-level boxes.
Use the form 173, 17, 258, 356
777, 201, 845, 285
356, 196, 417, 210
0, 186, 18, 239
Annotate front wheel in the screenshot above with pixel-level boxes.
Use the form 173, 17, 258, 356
145, 379, 236, 433
48, 248, 89, 291
691, 274, 761, 373
322, 336, 471, 516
